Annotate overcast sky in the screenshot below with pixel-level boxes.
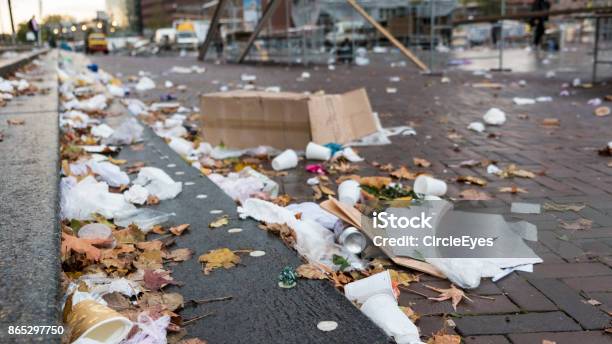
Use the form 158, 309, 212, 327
0, 0, 105, 33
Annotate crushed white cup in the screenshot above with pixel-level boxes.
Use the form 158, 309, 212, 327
360, 293, 421, 344
271, 149, 298, 171
305, 142, 332, 161
413, 175, 447, 196
338, 180, 361, 206
344, 270, 395, 304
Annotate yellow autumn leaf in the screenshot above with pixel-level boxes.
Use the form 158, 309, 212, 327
198, 248, 240, 274
209, 215, 229, 229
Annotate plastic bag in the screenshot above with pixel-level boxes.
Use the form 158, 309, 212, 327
123, 185, 149, 205
133, 167, 182, 200
113, 208, 173, 232
88, 161, 129, 187
60, 176, 135, 220
135, 77, 155, 92
104, 118, 144, 145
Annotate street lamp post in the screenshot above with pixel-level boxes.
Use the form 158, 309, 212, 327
8, 0, 16, 44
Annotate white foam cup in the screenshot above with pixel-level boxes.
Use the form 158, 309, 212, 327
271, 149, 298, 171
344, 270, 395, 304
338, 180, 361, 206
360, 293, 421, 344
305, 142, 332, 160
413, 175, 447, 196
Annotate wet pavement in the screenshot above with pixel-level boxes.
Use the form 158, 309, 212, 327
92, 48, 612, 342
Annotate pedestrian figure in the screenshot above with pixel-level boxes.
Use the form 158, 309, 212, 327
530, 0, 550, 49
28, 15, 39, 45
214, 23, 225, 61
337, 38, 353, 64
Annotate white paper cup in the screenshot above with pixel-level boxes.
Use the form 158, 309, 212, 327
360, 293, 421, 344
413, 175, 447, 196
338, 180, 361, 206
271, 149, 298, 171
344, 270, 395, 304
305, 142, 332, 161
66, 300, 132, 344
338, 227, 367, 254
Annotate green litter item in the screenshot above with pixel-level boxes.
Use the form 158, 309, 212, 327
278, 266, 297, 288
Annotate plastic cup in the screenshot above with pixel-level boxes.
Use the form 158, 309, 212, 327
413, 175, 447, 196
305, 142, 332, 161
344, 270, 395, 304
338, 227, 367, 254
360, 293, 421, 344
338, 180, 361, 206
271, 149, 298, 171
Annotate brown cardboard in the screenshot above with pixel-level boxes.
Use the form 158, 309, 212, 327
200, 88, 377, 149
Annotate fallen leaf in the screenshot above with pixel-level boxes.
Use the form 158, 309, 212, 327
208, 215, 229, 229
61, 232, 105, 261
146, 195, 160, 205
541, 118, 560, 126
399, 306, 420, 322
559, 218, 593, 231
594, 106, 610, 117
199, 248, 240, 274
134, 250, 164, 270
108, 157, 127, 165
169, 224, 190, 236
459, 189, 491, 200
7, 118, 25, 125
456, 175, 487, 186
389, 269, 419, 286
499, 186, 528, 194
376, 163, 394, 172
136, 240, 164, 251
319, 184, 336, 196
426, 284, 472, 311
167, 248, 193, 262
312, 185, 323, 200
427, 331, 461, 344
177, 339, 207, 344
360, 176, 392, 189
143, 269, 178, 290
140, 292, 184, 312
296, 264, 328, 280
413, 157, 431, 168
498, 164, 535, 179
114, 225, 146, 244
542, 340, 557, 344
390, 166, 417, 180
543, 202, 585, 212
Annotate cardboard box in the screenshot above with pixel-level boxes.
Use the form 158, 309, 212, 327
200, 88, 377, 149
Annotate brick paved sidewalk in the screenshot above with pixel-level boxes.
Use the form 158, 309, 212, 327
93, 54, 612, 343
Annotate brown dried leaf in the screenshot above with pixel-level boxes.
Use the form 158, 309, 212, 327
459, 189, 491, 200
319, 184, 336, 196
167, 248, 193, 262
456, 175, 487, 186
498, 186, 528, 194
134, 250, 164, 270
427, 331, 461, 344
169, 224, 190, 236
540, 118, 560, 126
61, 232, 105, 261
147, 195, 160, 205
7, 118, 25, 125
136, 240, 164, 251
390, 166, 417, 180
143, 269, 178, 290
559, 218, 593, 231
360, 176, 392, 189
413, 157, 431, 168
426, 284, 472, 311
296, 264, 328, 280
389, 269, 419, 286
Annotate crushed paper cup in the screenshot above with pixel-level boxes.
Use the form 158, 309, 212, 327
338, 180, 361, 206
305, 142, 332, 161
344, 270, 395, 304
413, 175, 447, 196
271, 149, 298, 171
65, 299, 132, 344
483, 108, 506, 125
360, 293, 421, 344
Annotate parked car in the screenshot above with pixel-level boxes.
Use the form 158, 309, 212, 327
86, 33, 109, 54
